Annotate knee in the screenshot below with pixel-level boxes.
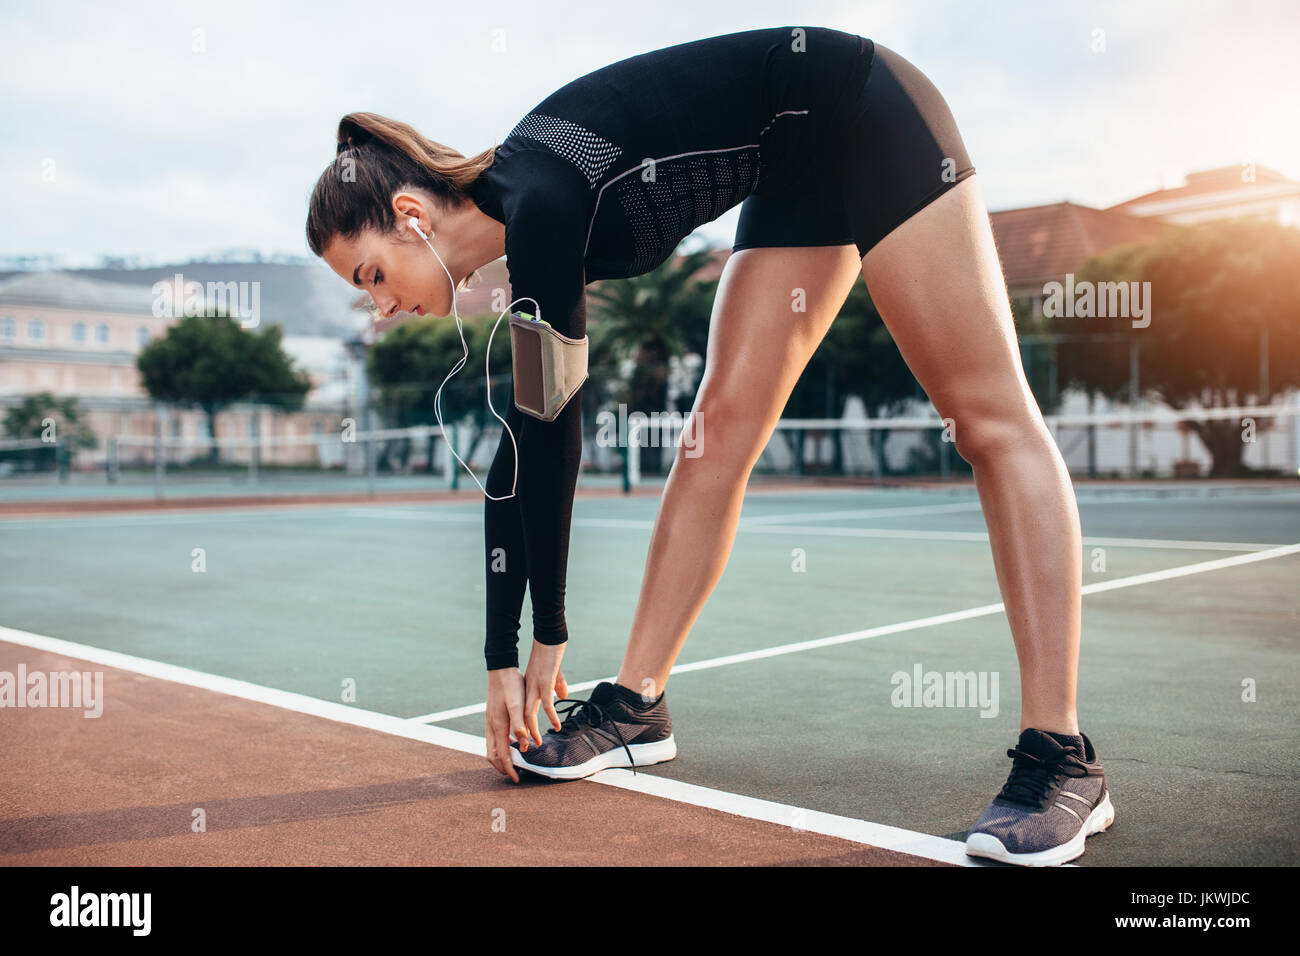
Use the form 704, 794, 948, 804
674, 391, 760, 475
945, 406, 1046, 468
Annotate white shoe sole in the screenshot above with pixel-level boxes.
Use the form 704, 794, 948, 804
965, 791, 1116, 866
511, 735, 677, 780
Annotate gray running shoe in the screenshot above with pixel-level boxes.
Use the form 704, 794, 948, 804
966, 728, 1115, 866
510, 680, 676, 780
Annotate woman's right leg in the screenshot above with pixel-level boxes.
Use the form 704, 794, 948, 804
613, 243, 863, 699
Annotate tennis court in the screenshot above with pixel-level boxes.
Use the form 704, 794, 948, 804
2, 471, 1296, 866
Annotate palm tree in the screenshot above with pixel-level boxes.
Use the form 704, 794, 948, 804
586, 246, 718, 472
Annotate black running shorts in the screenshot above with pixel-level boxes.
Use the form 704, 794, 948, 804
733, 39, 976, 258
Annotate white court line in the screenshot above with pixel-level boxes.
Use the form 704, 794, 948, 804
345, 507, 1281, 553
340, 502, 989, 526
739, 490, 1300, 527
4, 485, 1290, 531
343, 489, 1300, 529
731, 525, 1281, 553
2, 504, 1286, 556
0, 625, 974, 867
737, 501, 986, 525
411, 542, 1300, 723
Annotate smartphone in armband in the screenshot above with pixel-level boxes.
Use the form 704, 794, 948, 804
508, 310, 588, 422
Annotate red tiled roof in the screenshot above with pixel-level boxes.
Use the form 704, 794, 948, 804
1107, 164, 1296, 211
989, 201, 1167, 288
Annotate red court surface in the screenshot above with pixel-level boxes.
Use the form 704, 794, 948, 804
0, 644, 947, 867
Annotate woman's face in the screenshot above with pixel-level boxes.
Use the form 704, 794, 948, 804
322, 212, 455, 320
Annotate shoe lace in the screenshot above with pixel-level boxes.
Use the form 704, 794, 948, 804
997, 745, 1088, 808
552, 697, 638, 776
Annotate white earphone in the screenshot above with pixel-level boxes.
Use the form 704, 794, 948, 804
406, 214, 539, 502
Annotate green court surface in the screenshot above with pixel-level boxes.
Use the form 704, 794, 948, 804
2, 484, 1297, 865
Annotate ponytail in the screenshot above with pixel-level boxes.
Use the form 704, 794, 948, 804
306, 112, 497, 289
333, 112, 496, 191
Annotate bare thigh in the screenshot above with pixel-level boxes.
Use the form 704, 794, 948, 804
857, 173, 1083, 730
689, 244, 863, 463
617, 241, 865, 694
860, 175, 1045, 452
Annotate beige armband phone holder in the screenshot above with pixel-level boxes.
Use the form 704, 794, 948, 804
508, 311, 589, 422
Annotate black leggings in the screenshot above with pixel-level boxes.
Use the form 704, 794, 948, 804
733, 40, 976, 258
483, 374, 582, 671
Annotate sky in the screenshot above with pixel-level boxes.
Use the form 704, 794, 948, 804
2, 0, 1298, 268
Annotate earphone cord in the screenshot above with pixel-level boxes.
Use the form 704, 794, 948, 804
408, 217, 535, 502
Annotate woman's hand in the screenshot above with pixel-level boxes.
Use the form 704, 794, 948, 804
523, 640, 569, 747
485, 667, 532, 783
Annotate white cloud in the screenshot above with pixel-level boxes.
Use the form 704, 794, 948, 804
1, 0, 1297, 267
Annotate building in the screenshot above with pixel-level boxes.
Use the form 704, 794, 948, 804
0, 272, 169, 461
990, 201, 1167, 321
991, 164, 1300, 321
1107, 164, 1300, 227
0, 271, 360, 470
985, 164, 1300, 477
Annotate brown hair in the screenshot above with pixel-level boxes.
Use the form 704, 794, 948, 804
305, 112, 497, 291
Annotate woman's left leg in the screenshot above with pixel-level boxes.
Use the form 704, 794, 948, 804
861, 174, 1082, 736
860, 174, 1114, 866
841, 39, 1110, 864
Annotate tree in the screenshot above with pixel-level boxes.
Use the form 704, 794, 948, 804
785, 280, 933, 476
136, 311, 312, 464
2, 392, 97, 471
1064, 219, 1300, 476
369, 312, 511, 424
367, 311, 515, 469
363, 250, 717, 477
1056, 240, 1148, 402
818, 280, 920, 419
586, 246, 717, 472
1011, 296, 1070, 416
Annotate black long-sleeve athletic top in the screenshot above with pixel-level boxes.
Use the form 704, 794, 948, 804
467, 25, 870, 670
